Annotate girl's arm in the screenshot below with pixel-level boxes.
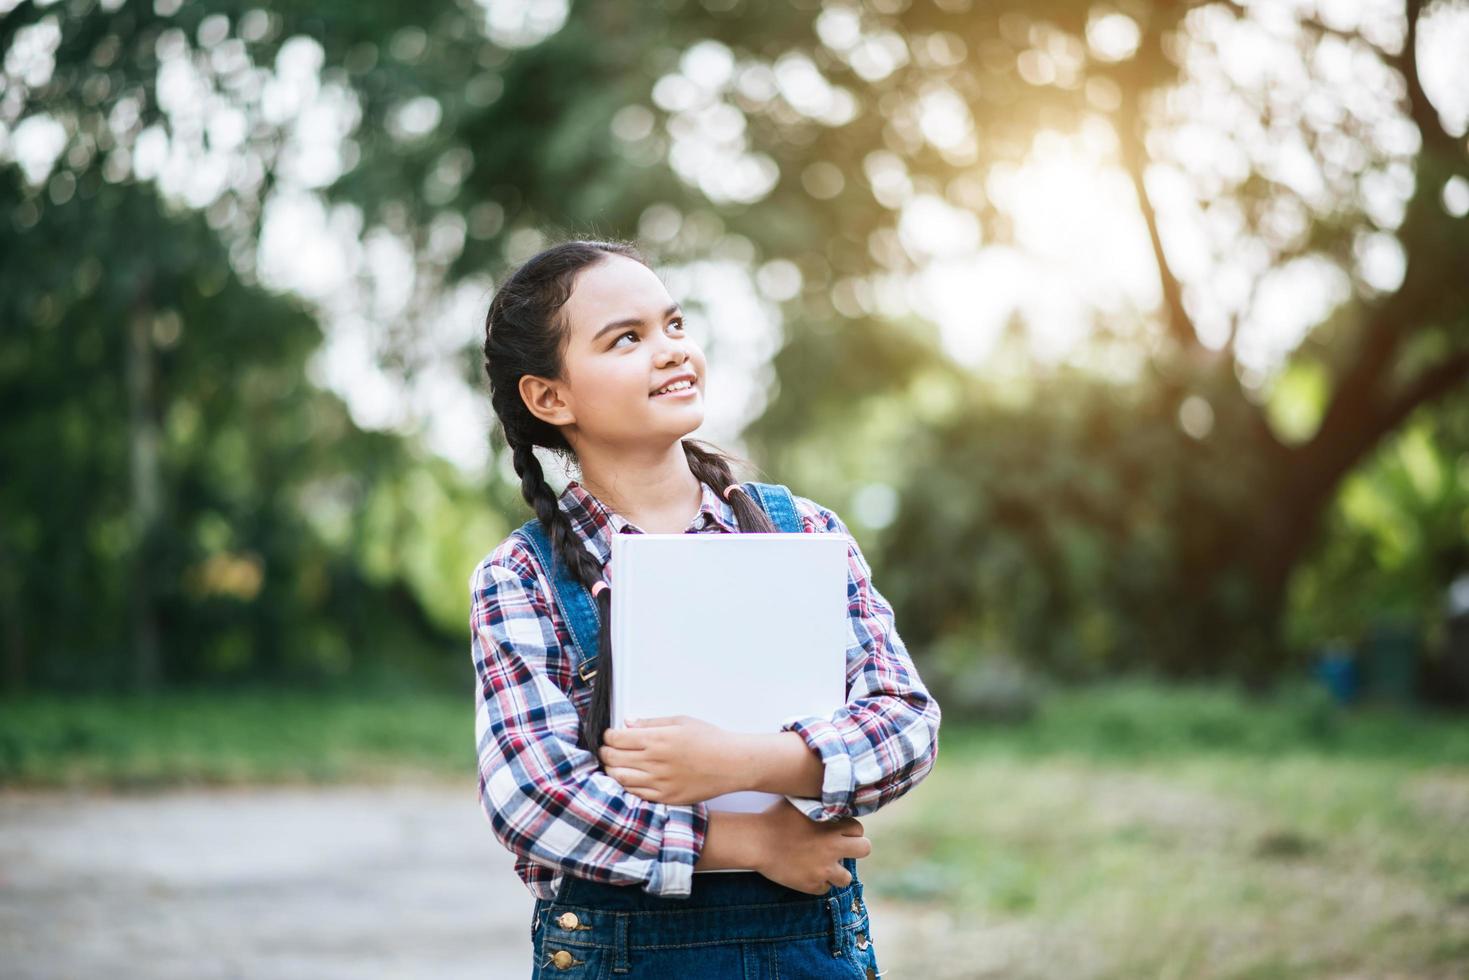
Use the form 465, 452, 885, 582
471, 554, 709, 898
769, 501, 943, 822
692, 810, 766, 871
598, 720, 827, 802
738, 731, 826, 799
697, 803, 874, 896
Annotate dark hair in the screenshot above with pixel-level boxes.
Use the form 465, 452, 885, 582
482, 238, 778, 756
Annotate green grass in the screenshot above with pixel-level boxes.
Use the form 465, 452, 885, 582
4, 676, 1464, 789
2, 678, 1466, 977
857, 681, 1469, 979
0, 687, 475, 788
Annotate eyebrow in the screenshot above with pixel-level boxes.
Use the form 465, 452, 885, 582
591, 303, 682, 344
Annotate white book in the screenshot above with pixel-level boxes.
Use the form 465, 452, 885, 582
608, 531, 850, 871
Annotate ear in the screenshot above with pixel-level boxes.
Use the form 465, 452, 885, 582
519, 374, 575, 427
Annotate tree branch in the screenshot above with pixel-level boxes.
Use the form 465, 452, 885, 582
1216, 0, 1384, 52
1115, 82, 1198, 354
1218, 0, 1459, 159
1397, 0, 1460, 158
1369, 346, 1469, 444
1304, 281, 1432, 471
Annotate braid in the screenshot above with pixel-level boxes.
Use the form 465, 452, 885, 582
511, 437, 602, 587
508, 433, 611, 752
682, 439, 778, 533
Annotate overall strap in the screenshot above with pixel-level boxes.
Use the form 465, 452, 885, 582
741, 481, 803, 533
515, 518, 603, 679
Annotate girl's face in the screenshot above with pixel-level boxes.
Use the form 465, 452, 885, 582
521, 254, 706, 450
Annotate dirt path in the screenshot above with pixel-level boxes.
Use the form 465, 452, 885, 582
0, 781, 536, 979
0, 781, 937, 980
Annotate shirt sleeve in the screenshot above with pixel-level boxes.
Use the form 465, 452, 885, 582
470, 553, 709, 898
776, 503, 943, 822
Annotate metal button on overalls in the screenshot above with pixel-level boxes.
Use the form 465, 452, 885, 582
550, 949, 576, 970
556, 912, 580, 930
855, 931, 869, 951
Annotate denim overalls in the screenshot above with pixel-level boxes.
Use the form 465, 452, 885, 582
517, 481, 883, 979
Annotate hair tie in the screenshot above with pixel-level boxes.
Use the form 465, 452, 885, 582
723, 484, 747, 500
591, 580, 609, 597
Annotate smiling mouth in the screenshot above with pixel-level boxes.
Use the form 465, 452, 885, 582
650, 379, 698, 397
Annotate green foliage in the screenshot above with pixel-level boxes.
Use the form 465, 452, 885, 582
0, 171, 491, 691
1287, 401, 1469, 652
763, 346, 1284, 678
4, 0, 1466, 698
1263, 358, 1330, 446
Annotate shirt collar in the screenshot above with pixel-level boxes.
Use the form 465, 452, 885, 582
557, 478, 743, 566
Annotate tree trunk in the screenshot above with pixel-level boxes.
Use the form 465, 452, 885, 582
0, 539, 26, 694
126, 298, 162, 692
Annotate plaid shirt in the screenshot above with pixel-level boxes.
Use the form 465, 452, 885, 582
468, 478, 942, 900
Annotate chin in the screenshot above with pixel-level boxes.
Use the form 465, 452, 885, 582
655, 409, 705, 438
643, 386, 704, 427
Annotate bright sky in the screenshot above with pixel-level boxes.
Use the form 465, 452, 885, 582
3, 0, 1467, 479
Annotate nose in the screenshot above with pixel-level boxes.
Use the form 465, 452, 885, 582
654, 336, 690, 366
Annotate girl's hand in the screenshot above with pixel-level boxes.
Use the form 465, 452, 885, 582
754, 799, 871, 895
597, 715, 752, 805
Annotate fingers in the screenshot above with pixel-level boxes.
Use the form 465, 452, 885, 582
597, 745, 643, 767
839, 817, 864, 835
601, 729, 646, 750
604, 766, 656, 789
797, 862, 855, 895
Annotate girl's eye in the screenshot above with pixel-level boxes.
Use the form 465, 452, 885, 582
612, 318, 684, 347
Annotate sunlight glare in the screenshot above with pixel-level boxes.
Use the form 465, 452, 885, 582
915, 130, 1158, 374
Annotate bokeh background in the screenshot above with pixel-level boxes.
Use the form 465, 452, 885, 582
2, 0, 1468, 977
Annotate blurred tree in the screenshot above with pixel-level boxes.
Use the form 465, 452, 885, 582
719, 0, 1469, 680
0, 2, 543, 693
0, 168, 487, 692
1288, 395, 1469, 667
4, 0, 1465, 688
335, 0, 1469, 680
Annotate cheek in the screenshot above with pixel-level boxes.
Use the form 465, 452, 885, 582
582, 362, 647, 408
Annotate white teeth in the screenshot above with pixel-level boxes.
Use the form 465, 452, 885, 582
654, 380, 693, 395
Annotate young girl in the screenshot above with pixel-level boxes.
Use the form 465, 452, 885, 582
469, 238, 941, 979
